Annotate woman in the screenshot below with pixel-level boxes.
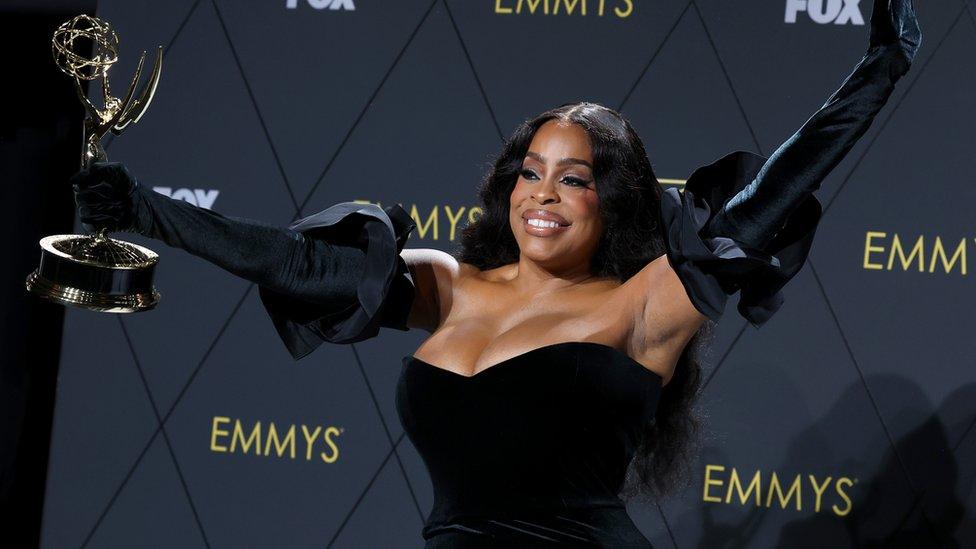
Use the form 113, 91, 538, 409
70, 1, 919, 546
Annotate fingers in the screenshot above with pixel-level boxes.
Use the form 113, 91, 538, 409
898, 0, 922, 61
71, 162, 137, 232
90, 161, 133, 188
869, 0, 921, 60
76, 199, 133, 232
69, 166, 92, 192
70, 162, 136, 194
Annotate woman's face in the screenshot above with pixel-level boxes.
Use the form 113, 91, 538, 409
509, 119, 603, 273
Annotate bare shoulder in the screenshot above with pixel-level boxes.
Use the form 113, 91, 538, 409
401, 248, 460, 277
400, 248, 475, 332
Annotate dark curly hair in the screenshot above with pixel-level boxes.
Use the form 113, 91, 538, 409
455, 101, 712, 501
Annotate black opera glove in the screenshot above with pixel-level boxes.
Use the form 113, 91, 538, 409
659, 0, 920, 327
69, 163, 418, 359
69, 161, 363, 307
71, 161, 140, 234
702, 0, 921, 249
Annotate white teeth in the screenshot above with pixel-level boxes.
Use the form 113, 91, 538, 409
527, 218, 561, 228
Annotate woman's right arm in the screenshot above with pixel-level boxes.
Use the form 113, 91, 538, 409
71, 162, 364, 310
72, 162, 420, 359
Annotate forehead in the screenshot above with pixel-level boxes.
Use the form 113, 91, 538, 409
527, 120, 593, 161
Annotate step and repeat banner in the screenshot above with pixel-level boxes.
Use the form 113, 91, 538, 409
40, 0, 974, 547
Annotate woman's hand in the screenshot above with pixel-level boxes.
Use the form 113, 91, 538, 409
701, 0, 921, 250
70, 162, 140, 234
868, 0, 921, 69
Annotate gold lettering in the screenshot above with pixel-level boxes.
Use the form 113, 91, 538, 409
354, 199, 482, 241
928, 236, 966, 275
320, 426, 341, 463
554, 0, 585, 15
231, 420, 262, 454
210, 416, 230, 452
887, 234, 925, 272
264, 422, 297, 458
808, 474, 832, 513
702, 464, 725, 502
496, 1, 632, 19
444, 206, 466, 242
832, 477, 854, 516
765, 471, 802, 511
699, 466, 855, 515
614, 0, 633, 17
410, 204, 438, 240
517, 0, 549, 15
726, 468, 761, 506
301, 425, 322, 461
495, 0, 514, 14
863, 231, 886, 270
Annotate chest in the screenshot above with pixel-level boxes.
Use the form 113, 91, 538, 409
412, 286, 634, 376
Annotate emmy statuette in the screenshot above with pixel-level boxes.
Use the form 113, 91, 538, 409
26, 15, 164, 313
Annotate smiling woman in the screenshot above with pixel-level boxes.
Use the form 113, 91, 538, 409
66, 0, 920, 546
512, 122, 603, 270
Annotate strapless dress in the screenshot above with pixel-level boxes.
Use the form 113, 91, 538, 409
396, 341, 662, 548
256, 151, 822, 546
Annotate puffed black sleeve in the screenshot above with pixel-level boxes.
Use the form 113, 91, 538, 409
258, 202, 417, 359
658, 150, 822, 327
663, 1, 919, 326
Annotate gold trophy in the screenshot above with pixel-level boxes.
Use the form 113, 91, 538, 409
26, 15, 163, 313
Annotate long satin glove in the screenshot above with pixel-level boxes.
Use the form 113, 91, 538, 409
702, 0, 921, 248
70, 161, 366, 311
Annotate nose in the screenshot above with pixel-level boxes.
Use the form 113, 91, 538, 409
531, 178, 558, 204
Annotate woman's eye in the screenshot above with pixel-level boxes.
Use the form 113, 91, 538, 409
519, 168, 589, 187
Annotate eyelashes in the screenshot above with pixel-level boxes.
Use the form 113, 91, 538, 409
518, 168, 591, 188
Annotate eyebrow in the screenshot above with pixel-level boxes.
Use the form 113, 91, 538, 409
525, 151, 593, 170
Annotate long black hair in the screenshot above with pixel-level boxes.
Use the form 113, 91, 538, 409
455, 101, 712, 500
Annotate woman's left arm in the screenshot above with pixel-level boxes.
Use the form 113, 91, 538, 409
703, 0, 921, 249
635, 0, 922, 343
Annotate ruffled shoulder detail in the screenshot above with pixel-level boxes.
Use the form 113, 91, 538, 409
258, 202, 416, 360
658, 150, 822, 326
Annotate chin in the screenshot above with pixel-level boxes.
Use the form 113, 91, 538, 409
519, 242, 568, 261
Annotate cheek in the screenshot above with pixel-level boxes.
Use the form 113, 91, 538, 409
509, 184, 524, 223
510, 180, 529, 203
578, 192, 601, 227
584, 191, 600, 212
509, 182, 534, 218
581, 196, 603, 242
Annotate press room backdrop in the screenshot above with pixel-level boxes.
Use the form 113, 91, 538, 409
39, 0, 975, 547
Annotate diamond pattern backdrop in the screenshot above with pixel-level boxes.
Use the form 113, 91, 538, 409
41, 1, 975, 547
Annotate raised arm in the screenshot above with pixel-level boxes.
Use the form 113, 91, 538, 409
703, 0, 921, 248
71, 162, 417, 359
649, 0, 921, 334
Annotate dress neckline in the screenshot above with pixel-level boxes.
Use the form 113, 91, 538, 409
405, 340, 663, 383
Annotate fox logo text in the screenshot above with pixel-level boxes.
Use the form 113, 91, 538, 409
785, 0, 864, 25
285, 0, 356, 10
153, 187, 220, 209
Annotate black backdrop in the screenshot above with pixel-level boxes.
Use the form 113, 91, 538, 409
2, 3, 95, 548
32, 0, 976, 547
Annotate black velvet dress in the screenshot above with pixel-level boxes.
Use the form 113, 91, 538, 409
398, 341, 662, 548
257, 151, 821, 547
